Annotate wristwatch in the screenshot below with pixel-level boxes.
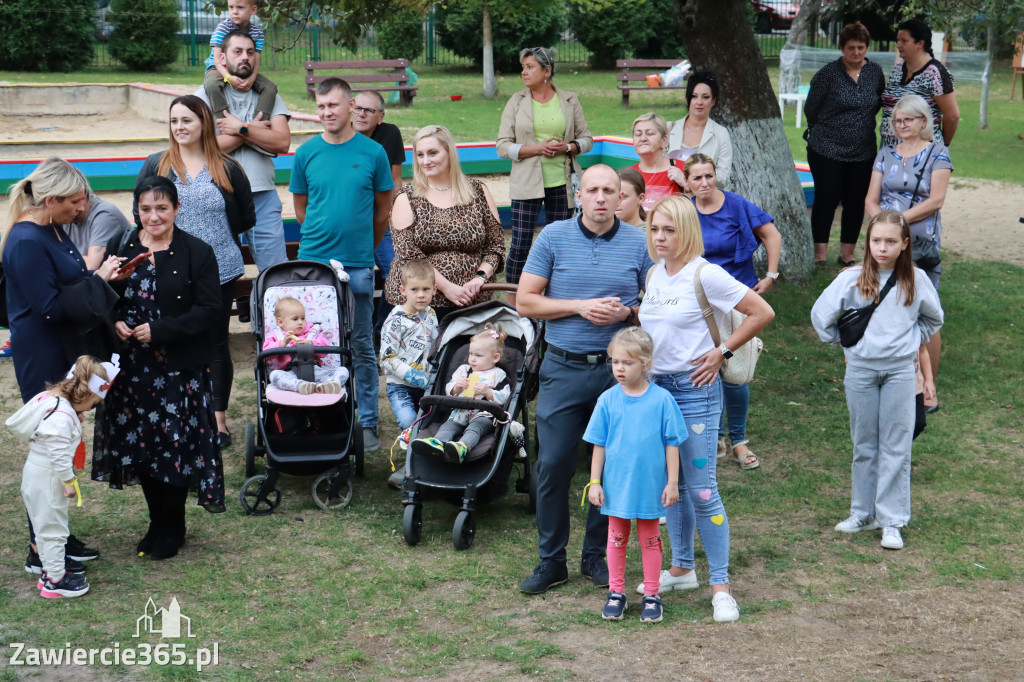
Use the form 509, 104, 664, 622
765, 271, 779, 280
475, 269, 488, 281
719, 344, 734, 360
239, 125, 249, 136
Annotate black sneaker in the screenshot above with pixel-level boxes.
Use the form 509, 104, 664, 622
518, 561, 569, 594
25, 548, 86, 575
39, 571, 89, 598
580, 555, 609, 588
602, 591, 628, 620
640, 594, 664, 623
65, 534, 100, 562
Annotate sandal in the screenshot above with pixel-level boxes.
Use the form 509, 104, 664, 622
730, 440, 760, 470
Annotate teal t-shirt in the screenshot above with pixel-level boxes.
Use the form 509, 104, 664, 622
289, 133, 394, 267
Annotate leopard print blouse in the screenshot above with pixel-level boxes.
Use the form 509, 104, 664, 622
384, 179, 506, 309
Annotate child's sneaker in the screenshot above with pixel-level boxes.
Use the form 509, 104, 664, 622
39, 571, 89, 598
834, 515, 880, 533
444, 441, 468, 463
0, 339, 11, 358
25, 548, 86, 575
640, 595, 664, 623
298, 381, 317, 395
411, 437, 444, 457
318, 381, 341, 394
601, 591, 628, 620
66, 534, 100, 561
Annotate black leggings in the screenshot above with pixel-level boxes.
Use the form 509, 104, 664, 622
139, 474, 189, 542
211, 280, 236, 414
913, 392, 927, 440
807, 148, 874, 246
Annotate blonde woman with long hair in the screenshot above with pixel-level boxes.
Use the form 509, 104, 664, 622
384, 125, 506, 320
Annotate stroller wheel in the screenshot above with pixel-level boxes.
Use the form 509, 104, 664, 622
239, 475, 282, 516
452, 510, 475, 551
311, 471, 353, 510
244, 423, 257, 477
402, 504, 423, 546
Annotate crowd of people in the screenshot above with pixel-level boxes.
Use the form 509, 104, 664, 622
3, 16, 947, 623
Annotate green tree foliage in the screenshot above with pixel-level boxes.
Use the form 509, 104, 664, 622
568, 0, 685, 68
109, 0, 182, 70
435, 1, 565, 72
377, 7, 427, 61
0, 0, 96, 71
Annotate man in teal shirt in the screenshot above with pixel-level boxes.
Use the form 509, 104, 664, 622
290, 77, 394, 450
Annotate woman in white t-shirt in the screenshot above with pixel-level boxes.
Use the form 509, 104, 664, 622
638, 196, 774, 622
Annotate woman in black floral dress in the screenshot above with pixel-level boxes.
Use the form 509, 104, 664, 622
93, 176, 225, 560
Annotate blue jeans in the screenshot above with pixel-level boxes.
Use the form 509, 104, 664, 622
348, 267, 378, 429
374, 230, 395, 336
534, 352, 614, 566
719, 380, 750, 445
244, 190, 288, 272
654, 369, 731, 585
845, 362, 915, 527
386, 383, 423, 430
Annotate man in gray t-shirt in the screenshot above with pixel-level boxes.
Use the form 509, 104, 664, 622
195, 30, 291, 271
65, 194, 131, 269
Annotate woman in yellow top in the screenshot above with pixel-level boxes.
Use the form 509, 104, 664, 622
497, 46, 593, 304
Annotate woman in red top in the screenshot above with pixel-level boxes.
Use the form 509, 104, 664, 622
630, 113, 682, 212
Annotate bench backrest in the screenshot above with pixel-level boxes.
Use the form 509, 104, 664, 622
305, 59, 410, 91
616, 59, 685, 85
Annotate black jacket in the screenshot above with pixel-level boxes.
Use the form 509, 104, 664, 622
135, 152, 256, 236
106, 227, 221, 371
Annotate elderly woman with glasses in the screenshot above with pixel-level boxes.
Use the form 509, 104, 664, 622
497, 46, 593, 305
865, 93, 952, 412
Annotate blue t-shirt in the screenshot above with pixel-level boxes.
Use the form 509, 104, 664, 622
205, 19, 265, 69
693, 191, 772, 287
289, 133, 394, 268
583, 382, 687, 519
522, 217, 653, 352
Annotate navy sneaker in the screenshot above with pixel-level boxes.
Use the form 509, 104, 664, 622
518, 561, 568, 594
640, 595, 664, 623
39, 571, 89, 598
25, 548, 86, 575
65, 535, 100, 562
602, 591, 628, 620
580, 555, 609, 588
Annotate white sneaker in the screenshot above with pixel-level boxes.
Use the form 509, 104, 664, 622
712, 591, 740, 622
834, 515, 881, 533
635, 568, 698, 595
881, 527, 904, 550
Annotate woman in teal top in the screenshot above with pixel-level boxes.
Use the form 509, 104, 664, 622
497, 46, 593, 302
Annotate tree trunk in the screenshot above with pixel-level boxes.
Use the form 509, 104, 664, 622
779, 0, 822, 96
675, 0, 813, 284
481, 2, 496, 97
979, 23, 993, 130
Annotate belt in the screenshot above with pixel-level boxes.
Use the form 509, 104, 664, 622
547, 344, 608, 365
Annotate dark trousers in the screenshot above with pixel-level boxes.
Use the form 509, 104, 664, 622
807, 149, 874, 246
505, 186, 572, 285
534, 352, 615, 566
139, 474, 189, 544
211, 281, 235, 413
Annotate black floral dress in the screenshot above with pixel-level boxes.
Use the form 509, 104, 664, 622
92, 260, 224, 509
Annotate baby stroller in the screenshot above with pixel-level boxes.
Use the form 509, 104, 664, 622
400, 298, 541, 550
240, 260, 364, 515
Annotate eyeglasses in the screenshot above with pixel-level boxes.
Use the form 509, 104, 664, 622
353, 106, 379, 116
893, 116, 922, 127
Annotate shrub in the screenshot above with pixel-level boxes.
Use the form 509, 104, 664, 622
0, 0, 96, 71
436, 3, 564, 73
567, 0, 685, 69
109, 0, 181, 71
377, 8, 426, 61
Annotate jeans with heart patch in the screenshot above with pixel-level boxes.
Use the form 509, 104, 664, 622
654, 369, 731, 586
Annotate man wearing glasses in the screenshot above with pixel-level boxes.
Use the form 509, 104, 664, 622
352, 91, 406, 337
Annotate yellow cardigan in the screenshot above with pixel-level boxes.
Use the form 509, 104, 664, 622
496, 86, 594, 203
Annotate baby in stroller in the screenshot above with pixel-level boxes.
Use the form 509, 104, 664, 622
262, 296, 349, 395
412, 324, 511, 463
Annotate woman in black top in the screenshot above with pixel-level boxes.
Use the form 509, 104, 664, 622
804, 22, 885, 267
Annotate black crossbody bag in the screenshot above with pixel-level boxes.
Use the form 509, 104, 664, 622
837, 275, 898, 347
906, 144, 942, 270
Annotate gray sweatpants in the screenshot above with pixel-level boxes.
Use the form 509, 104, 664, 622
435, 417, 494, 451
844, 362, 916, 528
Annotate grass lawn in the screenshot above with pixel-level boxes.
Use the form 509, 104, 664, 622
2, 60, 1023, 183
0, 250, 1021, 679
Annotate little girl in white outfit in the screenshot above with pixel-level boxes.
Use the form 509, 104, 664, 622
263, 296, 349, 395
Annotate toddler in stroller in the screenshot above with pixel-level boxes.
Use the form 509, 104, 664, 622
263, 296, 349, 395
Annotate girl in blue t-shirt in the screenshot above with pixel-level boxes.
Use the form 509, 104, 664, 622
583, 327, 685, 623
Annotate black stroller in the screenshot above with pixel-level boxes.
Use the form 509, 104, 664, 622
239, 260, 364, 515
400, 300, 541, 550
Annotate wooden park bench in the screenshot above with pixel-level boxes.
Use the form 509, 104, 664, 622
304, 59, 417, 106
616, 59, 688, 106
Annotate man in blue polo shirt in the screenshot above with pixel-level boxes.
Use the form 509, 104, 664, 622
517, 164, 654, 593
289, 77, 394, 451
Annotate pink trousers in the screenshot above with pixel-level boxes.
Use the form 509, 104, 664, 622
607, 516, 663, 595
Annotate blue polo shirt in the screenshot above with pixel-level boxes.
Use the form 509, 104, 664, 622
523, 217, 653, 352
289, 133, 393, 268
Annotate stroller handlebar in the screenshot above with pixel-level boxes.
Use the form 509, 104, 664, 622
418, 394, 508, 421
481, 283, 518, 293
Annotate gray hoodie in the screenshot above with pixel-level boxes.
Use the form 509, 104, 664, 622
810, 267, 944, 371
6, 392, 81, 482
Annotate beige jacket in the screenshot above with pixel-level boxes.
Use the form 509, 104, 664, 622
667, 115, 733, 189
496, 86, 593, 202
